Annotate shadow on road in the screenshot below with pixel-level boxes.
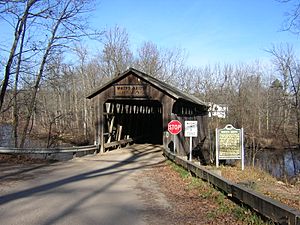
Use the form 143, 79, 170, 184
0, 163, 54, 181
0, 144, 165, 225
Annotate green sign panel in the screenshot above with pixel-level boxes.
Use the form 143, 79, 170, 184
218, 128, 241, 159
216, 124, 244, 170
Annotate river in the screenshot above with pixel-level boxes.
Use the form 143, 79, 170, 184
255, 149, 300, 180
0, 124, 13, 147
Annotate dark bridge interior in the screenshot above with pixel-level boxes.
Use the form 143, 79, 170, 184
103, 100, 163, 146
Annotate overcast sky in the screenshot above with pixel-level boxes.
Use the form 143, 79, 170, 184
89, 0, 300, 66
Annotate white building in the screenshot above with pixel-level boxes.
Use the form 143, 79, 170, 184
208, 103, 228, 119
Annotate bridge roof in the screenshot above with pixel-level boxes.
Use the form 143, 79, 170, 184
87, 67, 208, 107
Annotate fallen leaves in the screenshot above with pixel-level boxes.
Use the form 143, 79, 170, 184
139, 161, 268, 225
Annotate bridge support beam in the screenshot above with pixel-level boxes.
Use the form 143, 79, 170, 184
99, 101, 104, 153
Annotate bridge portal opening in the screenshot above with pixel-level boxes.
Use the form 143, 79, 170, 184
103, 100, 163, 146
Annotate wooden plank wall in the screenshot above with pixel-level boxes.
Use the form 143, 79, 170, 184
91, 72, 208, 156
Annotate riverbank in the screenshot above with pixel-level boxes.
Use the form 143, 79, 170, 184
210, 165, 300, 211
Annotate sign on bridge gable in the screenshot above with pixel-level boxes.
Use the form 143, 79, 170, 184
216, 124, 244, 170
114, 84, 148, 97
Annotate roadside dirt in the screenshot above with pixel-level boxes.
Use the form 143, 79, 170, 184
136, 162, 267, 225
0, 154, 49, 164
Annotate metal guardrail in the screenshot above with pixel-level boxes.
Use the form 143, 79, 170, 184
0, 145, 98, 154
163, 149, 300, 225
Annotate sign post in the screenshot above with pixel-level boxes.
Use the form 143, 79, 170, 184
184, 121, 198, 161
216, 124, 244, 170
168, 120, 182, 153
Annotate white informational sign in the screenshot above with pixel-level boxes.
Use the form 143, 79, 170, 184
216, 124, 244, 170
184, 121, 198, 162
184, 121, 198, 137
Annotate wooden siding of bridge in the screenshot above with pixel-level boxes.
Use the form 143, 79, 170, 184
88, 68, 208, 158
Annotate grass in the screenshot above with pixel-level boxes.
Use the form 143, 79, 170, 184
218, 165, 277, 185
167, 160, 274, 225
167, 160, 190, 179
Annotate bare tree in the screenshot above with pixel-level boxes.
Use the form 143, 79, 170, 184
192, 62, 271, 164
135, 41, 187, 85
1, 0, 102, 147
100, 26, 133, 78
279, 0, 300, 34
267, 44, 300, 144
136, 41, 163, 76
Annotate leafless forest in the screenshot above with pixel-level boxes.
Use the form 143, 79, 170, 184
1, 0, 300, 161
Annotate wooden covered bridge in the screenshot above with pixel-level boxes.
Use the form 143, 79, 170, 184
87, 68, 209, 157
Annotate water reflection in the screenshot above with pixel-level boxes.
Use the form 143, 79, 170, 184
0, 124, 13, 147
254, 149, 300, 180
0, 124, 73, 161
0, 124, 51, 148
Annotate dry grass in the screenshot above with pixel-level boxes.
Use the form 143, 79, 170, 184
212, 165, 300, 211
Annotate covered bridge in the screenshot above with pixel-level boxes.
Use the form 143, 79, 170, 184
87, 68, 209, 158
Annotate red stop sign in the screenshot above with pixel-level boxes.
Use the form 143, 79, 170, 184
168, 120, 182, 135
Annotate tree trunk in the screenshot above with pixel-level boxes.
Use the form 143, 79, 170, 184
19, 3, 65, 148
0, 0, 37, 112
13, 16, 29, 147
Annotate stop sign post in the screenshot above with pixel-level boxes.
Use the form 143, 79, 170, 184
168, 120, 182, 153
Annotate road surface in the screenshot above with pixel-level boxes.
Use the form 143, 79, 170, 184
0, 144, 168, 225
